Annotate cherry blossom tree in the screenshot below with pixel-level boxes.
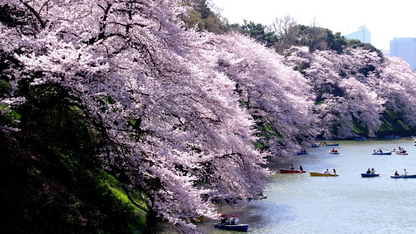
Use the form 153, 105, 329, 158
285, 46, 416, 138
375, 56, 416, 127
7, 1, 416, 233
211, 33, 319, 156
0, 0, 270, 232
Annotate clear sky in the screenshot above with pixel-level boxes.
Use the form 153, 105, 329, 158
210, 0, 416, 52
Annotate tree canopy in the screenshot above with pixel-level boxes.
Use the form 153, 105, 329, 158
2, 1, 416, 234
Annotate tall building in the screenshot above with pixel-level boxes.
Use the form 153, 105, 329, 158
390, 37, 416, 71
344, 25, 371, 44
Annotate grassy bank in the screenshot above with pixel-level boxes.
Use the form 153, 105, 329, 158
0, 134, 147, 234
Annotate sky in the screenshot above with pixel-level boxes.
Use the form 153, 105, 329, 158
210, 0, 416, 52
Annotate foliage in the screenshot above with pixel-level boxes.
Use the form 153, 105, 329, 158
0, 84, 146, 234
0, 1, 272, 233
284, 46, 416, 138
182, 0, 223, 33
213, 33, 319, 155
229, 21, 279, 48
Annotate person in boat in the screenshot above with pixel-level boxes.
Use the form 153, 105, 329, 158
230, 214, 239, 225
404, 169, 408, 176
323, 169, 330, 174
332, 169, 337, 174
220, 213, 228, 224
379, 149, 383, 153
397, 147, 406, 153
234, 214, 239, 225
371, 168, 376, 174
366, 168, 371, 174
394, 171, 399, 176
373, 150, 376, 154
299, 165, 303, 171
323, 141, 326, 146
290, 164, 294, 170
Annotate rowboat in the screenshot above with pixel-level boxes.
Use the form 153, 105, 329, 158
296, 151, 308, 155
246, 195, 267, 201
311, 143, 320, 148
372, 151, 392, 155
396, 152, 408, 155
361, 173, 380, 177
309, 171, 338, 177
279, 168, 306, 173
329, 151, 339, 155
214, 223, 249, 232
325, 143, 339, 146
385, 135, 400, 139
395, 150, 407, 153
405, 136, 414, 140
391, 174, 416, 179
355, 137, 367, 141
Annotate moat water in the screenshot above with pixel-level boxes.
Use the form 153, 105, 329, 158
161, 138, 416, 233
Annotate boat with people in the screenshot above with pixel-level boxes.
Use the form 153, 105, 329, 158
296, 151, 308, 155
324, 143, 339, 146
214, 223, 249, 232
279, 168, 306, 173
329, 148, 339, 155
391, 174, 416, 179
361, 173, 380, 177
405, 136, 415, 140
372, 151, 392, 155
309, 171, 338, 177
395, 147, 407, 155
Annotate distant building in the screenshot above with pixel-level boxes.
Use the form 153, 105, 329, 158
344, 25, 371, 44
390, 38, 416, 71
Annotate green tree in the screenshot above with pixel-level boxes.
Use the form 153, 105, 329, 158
229, 21, 279, 48
182, 0, 223, 33
326, 31, 348, 54
296, 20, 328, 52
